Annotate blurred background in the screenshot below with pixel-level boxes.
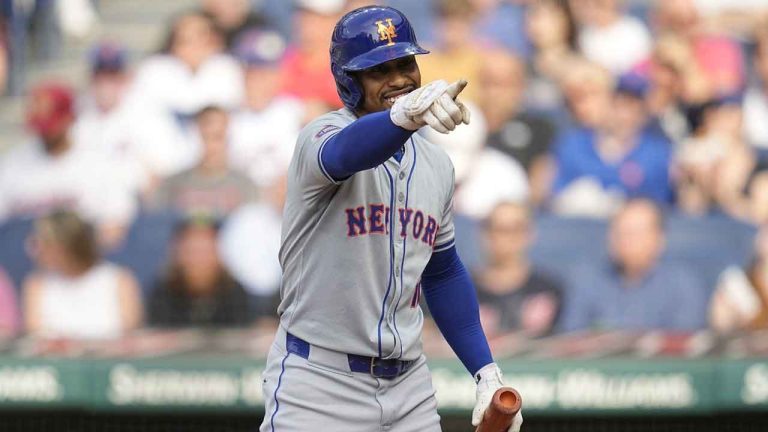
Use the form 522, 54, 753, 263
1, 0, 768, 431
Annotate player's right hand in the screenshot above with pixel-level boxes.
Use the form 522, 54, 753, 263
390, 79, 471, 133
421, 79, 471, 134
473, 363, 523, 432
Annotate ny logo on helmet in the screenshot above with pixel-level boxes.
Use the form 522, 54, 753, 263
375, 19, 397, 46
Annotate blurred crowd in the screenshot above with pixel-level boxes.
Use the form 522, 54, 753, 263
1, 0, 768, 344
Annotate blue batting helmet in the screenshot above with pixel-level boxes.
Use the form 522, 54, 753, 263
330, 6, 429, 111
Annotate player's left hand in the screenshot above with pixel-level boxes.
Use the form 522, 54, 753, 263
472, 363, 524, 432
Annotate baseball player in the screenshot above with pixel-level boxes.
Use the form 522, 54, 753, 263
259, 6, 523, 432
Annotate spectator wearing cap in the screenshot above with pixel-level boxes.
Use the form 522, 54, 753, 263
551, 71, 673, 217
148, 216, 257, 328
279, 0, 346, 112
229, 29, 303, 193
122, 11, 244, 179
149, 106, 259, 220
0, 83, 137, 246
72, 42, 152, 198
676, 92, 767, 223
559, 199, 707, 332
216, 30, 301, 301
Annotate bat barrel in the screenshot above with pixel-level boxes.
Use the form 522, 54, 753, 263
495, 388, 521, 415
475, 387, 522, 432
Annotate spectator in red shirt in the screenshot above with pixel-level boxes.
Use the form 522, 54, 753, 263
279, 0, 346, 116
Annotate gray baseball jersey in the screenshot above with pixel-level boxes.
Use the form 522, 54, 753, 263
278, 107, 456, 361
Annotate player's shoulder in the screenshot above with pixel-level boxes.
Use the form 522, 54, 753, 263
299, 108, 355, 143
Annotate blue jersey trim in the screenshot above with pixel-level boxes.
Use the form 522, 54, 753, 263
317, 133, 343, 185
433, 239, 456, 253
269, 352, 290, 431
376, 165, 396, 358
392, 138, 417, 358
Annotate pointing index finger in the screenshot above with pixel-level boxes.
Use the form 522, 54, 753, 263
445, 79, 468, 99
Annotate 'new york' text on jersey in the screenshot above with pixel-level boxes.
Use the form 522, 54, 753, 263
278, 108, 456, 360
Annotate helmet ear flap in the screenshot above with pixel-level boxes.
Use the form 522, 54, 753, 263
332, 62, 362, 110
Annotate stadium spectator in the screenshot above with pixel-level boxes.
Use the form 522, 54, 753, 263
710, 224, 768, 332
0, 266, 20, 337
148, 217, 255, 328
551, 71, 673, 217
229, 29, 303, 193
279, 0, 345, 113
150, 106, 258, 219
72, 42, 151, 197
479, 48, 557, 206
524, 0, 579, 116
201, 0, 267, 49
218, 200, 283, 306
558, 58, 613, 129
0, 83, 137, 247
645, 33, 705, 143
22, 211, 143, 339
469, 0, 529, 56
744, 29, 768, 150
424, 103, 528, 220
473, 202, 563, 337
559, 199, 707, 332
570, 0, 652, 75
418, 0, 482, 104
0, 17, 7, 95
675, 94, 761, 219
746, 170, 768, 225
122, 11, 244, 178
652, 0, 745, 96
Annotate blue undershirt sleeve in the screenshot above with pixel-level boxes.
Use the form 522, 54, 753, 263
320, 110, 414, 180
421, 245, 494, 377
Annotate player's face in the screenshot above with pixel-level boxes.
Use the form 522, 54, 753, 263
355, 56, 421, 116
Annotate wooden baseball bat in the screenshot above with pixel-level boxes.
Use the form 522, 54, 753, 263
475, 387, 522, 432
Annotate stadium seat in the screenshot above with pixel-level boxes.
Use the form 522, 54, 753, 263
0, 217, 35, 292
105, 211, 178, 297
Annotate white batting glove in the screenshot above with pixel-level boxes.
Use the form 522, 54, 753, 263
420, 79, 471, 133
472, 363, 524, 432
390, 80, 449, 130
390, 79, 471, 132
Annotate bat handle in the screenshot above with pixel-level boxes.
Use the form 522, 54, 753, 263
475, 387, 522, 432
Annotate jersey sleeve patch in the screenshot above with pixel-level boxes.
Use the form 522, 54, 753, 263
315, 124, 341, 139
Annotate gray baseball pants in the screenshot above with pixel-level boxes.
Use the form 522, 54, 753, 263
259, 326, 442, 432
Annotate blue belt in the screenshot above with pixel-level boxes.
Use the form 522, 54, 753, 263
286, 332, 416, 380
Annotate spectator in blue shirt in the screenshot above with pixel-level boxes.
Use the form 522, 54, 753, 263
559, 199, 707, 332
551, 73, 673, 216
